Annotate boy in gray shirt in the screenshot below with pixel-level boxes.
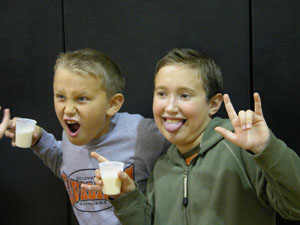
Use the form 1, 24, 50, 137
6, 48, 169, 225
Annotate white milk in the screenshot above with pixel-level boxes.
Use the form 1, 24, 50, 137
102, 177, 122, 195
16, 130, 34, 148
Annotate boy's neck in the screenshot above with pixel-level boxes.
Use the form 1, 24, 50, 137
94, 116, 112, 139
177, 132, 204, 154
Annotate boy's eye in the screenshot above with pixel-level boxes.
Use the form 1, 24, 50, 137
78, 97, 88, 101
155, 91, 167, 97
180, 93, 190, 99
56, 94, 65, 100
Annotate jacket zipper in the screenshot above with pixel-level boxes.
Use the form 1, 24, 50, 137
183, 172, 188, 206
182, 147, 201, 224
183, 165, 189, 225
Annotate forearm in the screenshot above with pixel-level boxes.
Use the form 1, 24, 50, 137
31, 129, 62, 177
254, 131, 300, 219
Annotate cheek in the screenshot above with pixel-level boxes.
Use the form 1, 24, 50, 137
183, 101, 208, 117
81, 108, 105, 127
182, 106, 197, 117
152, 99, 164, 115
54, 102, 63, 117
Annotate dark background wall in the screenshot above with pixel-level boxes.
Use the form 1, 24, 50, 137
0, 0, 299, 224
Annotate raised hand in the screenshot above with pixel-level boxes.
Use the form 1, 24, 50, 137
81, 152, 136, 198
0, 107, 10, 139
5, 117, 42, 147
215, 93, 270, 154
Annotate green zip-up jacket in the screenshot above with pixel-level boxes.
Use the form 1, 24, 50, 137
111, 117, 300, 225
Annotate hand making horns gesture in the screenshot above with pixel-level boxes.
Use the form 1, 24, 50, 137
215, 93, 270, 154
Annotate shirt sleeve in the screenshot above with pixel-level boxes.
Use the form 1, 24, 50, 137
31, 129, 63, 178
133, 118, 170, 192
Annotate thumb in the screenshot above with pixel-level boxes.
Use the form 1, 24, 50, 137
31, 125, 43, 146
119, 171, 136, 193
215, 126, 236, 143
90, 152, 109, 163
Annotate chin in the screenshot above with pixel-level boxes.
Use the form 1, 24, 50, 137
67, 136, 88, 146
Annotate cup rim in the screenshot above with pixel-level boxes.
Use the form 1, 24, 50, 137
99, 161, 124, 168
16, 118, 37, 125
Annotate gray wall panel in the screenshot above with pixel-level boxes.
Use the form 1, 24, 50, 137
252, 1, 300, 224
0, 1, 68, 224
63, 0, 251, 119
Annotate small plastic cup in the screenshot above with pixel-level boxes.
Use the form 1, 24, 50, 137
99, 161, 124, 195
15, 118, 37, 148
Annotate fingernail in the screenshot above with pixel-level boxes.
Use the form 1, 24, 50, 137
242, 125, 246, 130
246, 124, 252, 129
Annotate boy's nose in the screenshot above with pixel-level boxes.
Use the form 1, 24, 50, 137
64, 103, 76, 116
165, 97, 178, 113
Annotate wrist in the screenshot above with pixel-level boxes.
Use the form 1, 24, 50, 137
250, 131, 271, 155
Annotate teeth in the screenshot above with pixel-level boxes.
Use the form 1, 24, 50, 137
66, 120, 78, 124
166, 119, 183, 123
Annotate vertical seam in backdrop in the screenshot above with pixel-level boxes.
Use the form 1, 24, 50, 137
61, 0, 66, 53
249, 0, 254, 109
61, 2, 70, 224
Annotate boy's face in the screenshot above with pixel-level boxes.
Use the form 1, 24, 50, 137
153, 65, 216, 153
53, 69, 112, 146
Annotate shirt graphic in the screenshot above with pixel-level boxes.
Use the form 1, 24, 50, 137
62, 164, 134, 212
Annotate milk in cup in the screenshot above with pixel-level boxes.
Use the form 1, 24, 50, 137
15, 118, 37, 148
99, 161, 124, 195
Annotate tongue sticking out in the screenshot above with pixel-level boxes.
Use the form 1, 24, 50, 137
164, 120, 184, 132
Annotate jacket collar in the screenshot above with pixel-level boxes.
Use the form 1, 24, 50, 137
199, 117, 233, 155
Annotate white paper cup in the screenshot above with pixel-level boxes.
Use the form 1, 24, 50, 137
99, 161, 124, 195
15, 118, 37, 148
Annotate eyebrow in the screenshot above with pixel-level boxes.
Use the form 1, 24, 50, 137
154, 86, 167, 90
154, 86, 196, 93
53, 89, 89, 96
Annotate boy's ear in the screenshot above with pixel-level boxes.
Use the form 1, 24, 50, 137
106, 93, 124, 116
208, 93, 223, 117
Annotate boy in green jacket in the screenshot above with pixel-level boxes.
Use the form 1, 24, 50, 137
86, 48, 300, 225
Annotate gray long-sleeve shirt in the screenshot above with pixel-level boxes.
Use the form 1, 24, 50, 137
32, 112, 169, 225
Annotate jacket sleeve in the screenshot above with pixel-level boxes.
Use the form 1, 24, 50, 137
111, 175, 155, 225
243, 131, 300, 220
31, 129, 63, 178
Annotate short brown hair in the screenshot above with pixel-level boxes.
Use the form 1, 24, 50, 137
155, 48, 223, 101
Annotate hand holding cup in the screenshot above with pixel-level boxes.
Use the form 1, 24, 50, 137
81, 152, 136, 198
5, 117, 42, 148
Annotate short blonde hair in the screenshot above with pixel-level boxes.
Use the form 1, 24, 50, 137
54, 48, 125, 98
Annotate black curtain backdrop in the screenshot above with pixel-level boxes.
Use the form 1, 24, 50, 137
0, 0, 299, 224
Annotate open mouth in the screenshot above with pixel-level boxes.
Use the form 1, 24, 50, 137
65, 120, 81, 136
163, 118, 186, 132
